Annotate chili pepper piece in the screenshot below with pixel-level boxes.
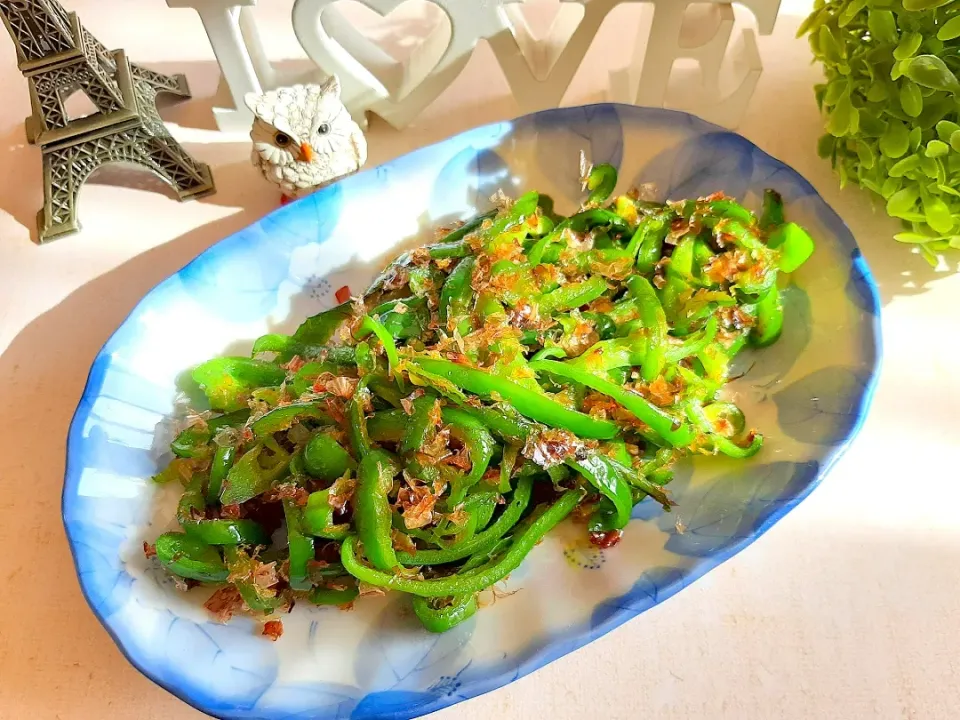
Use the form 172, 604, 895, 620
302, 489, 351, 540
750, 288, 784, 347
412, 358, 618, 440
439, 256, 477, 335
207, 444, 235, 505
768, 222, 815, 273
223, 546, 283, 613
283, 499, 315, 591
155, 532, 229, 583
343, 488, 581, 597
412, 594, 479, 633
192, 358, 286, 412
443, 407, 496, 504
585, 163, 618, 205
760, 188, 785, 232
530, 359, 693, 447
251, 401, 332, 439
220, 442, 291, 506
626, 275, 667, 382
398, 473, 534, 566
401, 395, 440, 456
538, 275, 608, 314
310, 585, 360, 606
355, 449, 401, 571
178, 475, 269, 545
567, 454, 633, 530
292, 303, 352, 345
303, 431, 356, 482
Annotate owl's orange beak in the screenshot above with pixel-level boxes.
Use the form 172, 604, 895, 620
299, 142, 315, 163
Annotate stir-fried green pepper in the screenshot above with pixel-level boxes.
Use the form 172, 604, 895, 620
150, 166, 815, 634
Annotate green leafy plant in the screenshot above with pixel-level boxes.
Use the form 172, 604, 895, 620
801, 0, 960, 264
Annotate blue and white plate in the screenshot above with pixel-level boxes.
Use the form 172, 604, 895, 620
63, 104, 881, 720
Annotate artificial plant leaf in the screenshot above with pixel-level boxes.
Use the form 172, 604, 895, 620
828, 95, 855, 136
925, 139, 950, 157
902, 0, 951, 9
886, 186, 920, 217
893, 32, 923, 61
937, 15, 960, 41
902, 55, 960, 94
900, 80, 924, 117
867, 10, 898, 44
879, 120, 910, 158
936, 120, 960, 142
922, 192, 954, 234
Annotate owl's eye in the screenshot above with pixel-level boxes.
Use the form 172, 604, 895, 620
318, 123, 330, 135
275, 132, 292, 147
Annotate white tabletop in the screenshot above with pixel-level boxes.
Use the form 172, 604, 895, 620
1, 1, 959, 719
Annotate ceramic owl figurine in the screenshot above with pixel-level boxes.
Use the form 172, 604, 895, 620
245, 76, 367, 200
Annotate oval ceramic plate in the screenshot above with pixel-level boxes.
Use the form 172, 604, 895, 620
64, 104, 881, 720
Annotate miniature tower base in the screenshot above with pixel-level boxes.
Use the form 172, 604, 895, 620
0, 0, 216, 242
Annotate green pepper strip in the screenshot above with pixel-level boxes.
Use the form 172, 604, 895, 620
635, 213, 670, 274
355, 449, 401, 571
529, 359, 693, 447
708, 199, 756, 226
178, 475, 269, 545
220, 442, 291, 506
626, 276, 666, 381
702, 402, 746, 437
442, 408, 495, 504
283, 499, 315, 591
251, 401, 332, 439
528, 209, 630, 265
310, 585, 360, 606
344, 488, 581, 596
605, 455, 673, 509
356, 315, 400, 377
460, 404, 533, 445
760, 188, 784, 232
207, 444, 235, 505
155, 532, 229, 582
412, 594, 479, 633
568, 335, 648, 372
251, 335, 358, 365
303, 488, 350, 540
427, 209, 499, 259
460, 537, 512, 573
171, 427, 213, 460
223, 547, 282, 612
538, 275, 608, 314
397, 473, 534, 566
439, 256, 476, 335
750, 288, 783, 347
685, 402, 764, 458
767, 222, 815, 273
586, 163, 617, 205
348, 379, 373, 456
373, 296, 431, 341
663, 315, 719, 363
366, 408, 406, 443
401, 395, 439, 455
191, 357, 287, 412
411, 358, 618, 440
303, 431, 356, 481
567, 453, 633, 530
171, 409, 251, 460
292, 303, 352, 345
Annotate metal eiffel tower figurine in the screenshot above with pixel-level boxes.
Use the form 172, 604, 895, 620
0, 0, 216, 242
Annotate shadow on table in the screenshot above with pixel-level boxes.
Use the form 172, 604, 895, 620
0, 208, 271, 717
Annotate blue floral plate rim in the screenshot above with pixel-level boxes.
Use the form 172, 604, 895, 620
62, 102, 883, 720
